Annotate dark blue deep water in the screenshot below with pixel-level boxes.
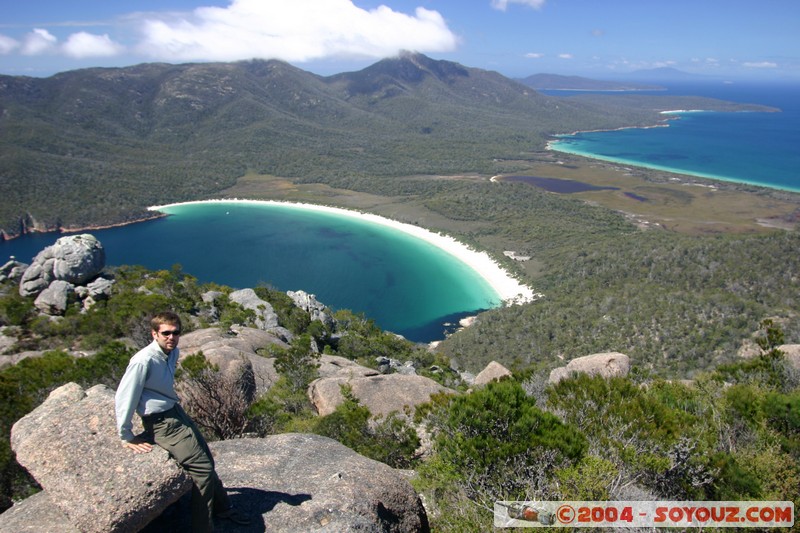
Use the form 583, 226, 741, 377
547, 82, 800, 192
1, 202, 499, 342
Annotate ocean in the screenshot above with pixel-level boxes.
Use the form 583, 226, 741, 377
0, 202, 499, 342
546, 81, 800, 192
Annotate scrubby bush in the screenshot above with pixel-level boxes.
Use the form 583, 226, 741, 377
254, 286, 312, 335
414, 379, 586, 531
310, 385, 420, 469
176, 352, 255, 440
247, 334, 321, 434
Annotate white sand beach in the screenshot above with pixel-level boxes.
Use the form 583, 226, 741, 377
149, 199, 537, 306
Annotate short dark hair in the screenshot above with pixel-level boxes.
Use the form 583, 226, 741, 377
150, 311, 182, 333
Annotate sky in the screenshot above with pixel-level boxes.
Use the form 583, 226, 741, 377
0, 0, 798, 81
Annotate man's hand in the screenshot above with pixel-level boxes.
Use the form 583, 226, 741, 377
122, 436, 153, 453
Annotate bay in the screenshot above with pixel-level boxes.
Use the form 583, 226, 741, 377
546, 82, 800, 192
0, 202, 500, 342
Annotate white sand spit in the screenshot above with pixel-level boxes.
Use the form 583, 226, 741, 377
149, 199, 538, 305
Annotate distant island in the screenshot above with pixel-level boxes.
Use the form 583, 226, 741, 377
516, 73, 665, 91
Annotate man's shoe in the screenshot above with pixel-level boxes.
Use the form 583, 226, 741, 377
217, 506, 252, 526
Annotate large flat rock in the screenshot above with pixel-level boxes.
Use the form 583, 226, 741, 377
9, 383, 191, 533
208, 434, 429, 532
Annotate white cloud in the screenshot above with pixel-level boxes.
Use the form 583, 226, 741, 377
491, 0, 546, 11
524, 52, 544, 59
743, 61, 777, 69
558, 53, 572, 59
21, 28, 57, 56
62, 32, 125, 58
0, 34, 19, 55
135, 0, 459, 63
649, 60, 676, 69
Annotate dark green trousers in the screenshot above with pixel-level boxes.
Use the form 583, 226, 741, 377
144, 404, 231, 533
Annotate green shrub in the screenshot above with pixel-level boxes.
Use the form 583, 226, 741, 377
310, 385, 420, 469
420, 379, 586, 500
555, 456, 620, 500
0, 291, 34, 327
253, 286, 312, 334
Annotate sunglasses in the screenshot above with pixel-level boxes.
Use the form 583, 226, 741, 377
159, 330, 181, 337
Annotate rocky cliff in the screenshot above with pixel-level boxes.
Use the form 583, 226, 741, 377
3, 383, 429, 533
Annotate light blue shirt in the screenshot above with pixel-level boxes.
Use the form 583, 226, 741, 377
114, 340, 180, 441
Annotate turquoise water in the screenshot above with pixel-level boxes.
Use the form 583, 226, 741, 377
547, 82, 800, 192
1, 202, 499, 342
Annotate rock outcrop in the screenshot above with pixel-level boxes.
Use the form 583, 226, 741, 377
0, 334, 15, 359
3, 383, 430, 533
16, 234, 113, 315
778, 344, 800, 370
33, 279, 73, 315
178, 326, 288, 395
317, 354, 378, 380
0, 491, 80, 533
19, 234, 105, 296
287, 290, 335, 329
0, 258, 27, 283
208, 434, 429, 532
228, 289, 280, 331
9, 383, 192, 533
548, 351, 631, 384
473, 360, 512, 386
74, 276, 116, 309
375, 356, 418, 375
177, 328, 424, 402
309, 373, 454, 417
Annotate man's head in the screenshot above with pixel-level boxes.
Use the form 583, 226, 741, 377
150, 311, 182, 353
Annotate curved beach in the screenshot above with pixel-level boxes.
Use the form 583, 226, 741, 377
149, 199, 537, 306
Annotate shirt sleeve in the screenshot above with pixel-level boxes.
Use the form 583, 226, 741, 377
169, 347, 179, 376
114, 360, 147, 442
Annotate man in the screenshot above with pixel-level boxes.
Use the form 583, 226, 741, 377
115, 311, 250, 532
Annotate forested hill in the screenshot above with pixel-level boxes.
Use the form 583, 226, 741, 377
0, 52, 773, 239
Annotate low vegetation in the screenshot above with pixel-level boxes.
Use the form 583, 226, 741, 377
1, 265, 798, 531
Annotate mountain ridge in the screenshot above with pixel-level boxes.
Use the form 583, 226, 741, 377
0, 53, 771, 239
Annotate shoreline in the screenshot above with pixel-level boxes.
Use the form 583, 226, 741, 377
0, 212, 168, 243
547, 140, 800, 194
546, 117, 800, 195
148, 199, 538, 306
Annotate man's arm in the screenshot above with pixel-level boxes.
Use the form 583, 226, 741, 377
114, 359, 150, 451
